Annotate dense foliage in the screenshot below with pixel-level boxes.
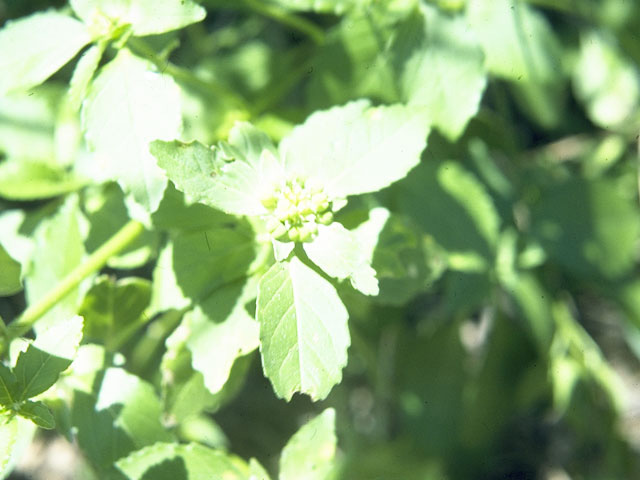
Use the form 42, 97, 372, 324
1, 0, 640, 478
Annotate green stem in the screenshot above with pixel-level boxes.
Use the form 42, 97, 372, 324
7, 220, 145, 340
241, 0, 325, 45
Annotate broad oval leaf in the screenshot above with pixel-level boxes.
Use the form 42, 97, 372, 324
82, 49, 182, 216
280, 408, 337, 480
152, 122, 282, 216
303, 222, 378, 296
279, 100, 429, 198
257, 257, 350, 401
115, 442, 248, 480
70, 0, 206, 37
0, 11, 90, 94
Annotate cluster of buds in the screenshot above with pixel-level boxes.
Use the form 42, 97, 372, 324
261, 177, 333, 243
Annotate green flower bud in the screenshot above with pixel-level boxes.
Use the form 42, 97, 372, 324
260, 193, 278, 209
318, 211, 333, 225
288, 227, 302, 242
298, 223, 317, 242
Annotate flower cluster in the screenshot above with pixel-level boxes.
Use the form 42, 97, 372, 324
261, 177, 334, 242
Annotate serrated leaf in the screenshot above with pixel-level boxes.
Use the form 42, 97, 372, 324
279, 100, 429, 198
16, 400, 55, 429
152, 122, 282, 216
280, 408, 337, 480
0, 159, 86, 200
0, 244, 22, 297
466, 0, 561, 82
25, 196, 88, 331
257, 257, 350, 401
83, 49, 182, 215
0, 365, 18, 406
14, 315, 83, 400
71, 0, 206, 37
185, 281, 259, 395
0, 11, 90, 94
116, 442, 248, 480
304, 222, 378, 296
395, 5, 487, 140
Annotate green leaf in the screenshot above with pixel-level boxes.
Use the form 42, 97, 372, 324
249, 458, 272, 480
280, 408, 337, 480
0, 159, 86, 200
530, 177, 640, 279
25, 196, 89, 330
83, 183, 158, 269
185, 281, 259, 395
68, 43, 105, 111
0, 418, 18, 477
71, 0, 206, 37
395, 4, 487, 140
152, 122, 281, 216
14, 315, 83, 400
0, 244, 22, 297
82, 49, 182, 216
171, 221, 258, 301
303, 222, 378, 296
279, 100, 429, 198
397, 160, 500, 260
72, 367, 172, 472
0, 364, 18, 406
573, 31, 640, 128
270, 0, 358, 14
257, 257, 350, 401
466, 0, 561, 82
79, 275, 151, 342
16, 400, 55, 429
0, 11, 90, 94
115, 442, 248, 480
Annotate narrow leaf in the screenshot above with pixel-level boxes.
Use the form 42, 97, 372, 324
280, 408, 337, 480
257, 257, 350, 401
16, 400, 55, 430
0, 11, 90, 94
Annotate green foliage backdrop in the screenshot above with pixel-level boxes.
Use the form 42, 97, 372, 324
0, 0, 639, 478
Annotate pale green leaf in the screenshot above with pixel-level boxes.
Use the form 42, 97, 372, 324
249, 458, 272, 480
116, 442, 248, 480
396, 5, 486, 140
257, 257, 350, 401
0, 159, 86, 201
185, 281, 260, 395
68, 43, 105, 111
466, 0, 561, 82
271, 0, 358, 14
280, 408, 337, 480
25, 196, 89, 331
14, 315, 83, 400
83, 49, 182, 215
0, 418, 18, 478
152, 122, 282, 216
16, 400, 55, 429
279, 101, 429, 198
0, 245, 22, 297
304, 222, 378, 296
0, 11, 90, 94
573, 31, 640, 128
71, 0, 206, 37
149, 241, 190, 315
72, 367, 172, 472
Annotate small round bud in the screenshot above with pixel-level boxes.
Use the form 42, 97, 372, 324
298, 223, 317, 242
260, 194, 278, 209
318, 211, 333, 225
288, 227, 301, 242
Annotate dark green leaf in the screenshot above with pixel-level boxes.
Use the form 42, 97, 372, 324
17, 400, 55, 429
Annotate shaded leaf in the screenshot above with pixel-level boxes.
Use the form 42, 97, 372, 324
0, 245, 22, 297
16, 400, 55, 429
0, 159, 86, 200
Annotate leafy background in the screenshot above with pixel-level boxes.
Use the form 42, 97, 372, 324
1, 0, 640, 479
